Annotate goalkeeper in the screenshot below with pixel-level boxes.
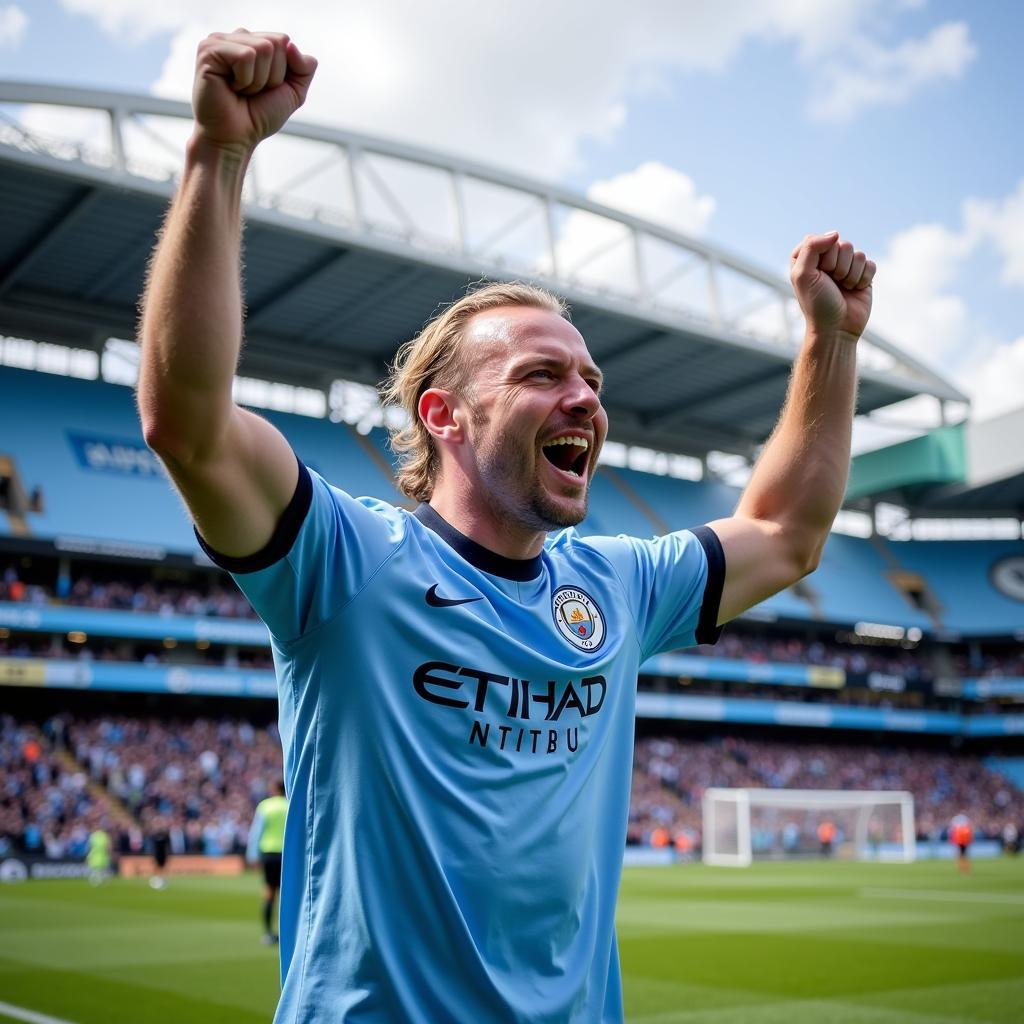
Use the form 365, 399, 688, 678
138, 28, 876, 1024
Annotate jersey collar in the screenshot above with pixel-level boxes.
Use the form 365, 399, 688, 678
413, 504, 543, 582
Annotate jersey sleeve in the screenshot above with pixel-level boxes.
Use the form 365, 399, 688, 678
194, 457, 406, 642
586, 526, 725, 659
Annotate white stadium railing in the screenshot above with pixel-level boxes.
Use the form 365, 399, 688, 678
0, 82, 965, 404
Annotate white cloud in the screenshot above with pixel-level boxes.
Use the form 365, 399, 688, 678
866, 178, 1024, 427
809, 21, 977, 123
963, 179, 1024, 287
554, 162, 715, 297
59, 0, 179, 42
587, 162, 715, 237
870, 221, 974, 368
868, 177, 1024, 384
960, 336, 1024, 421
58, 1, 977, 181
39, 2, 1007, 424
0, 4, 27, 47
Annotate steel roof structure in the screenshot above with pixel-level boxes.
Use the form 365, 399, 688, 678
0, 82, 967, 460
849, 408, 1024, 518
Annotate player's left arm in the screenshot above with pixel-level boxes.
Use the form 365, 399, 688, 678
708, 231, 876, 625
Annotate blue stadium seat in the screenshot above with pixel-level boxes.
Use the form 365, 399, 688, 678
1, 367, 196, 550
808, 533, 932, 630
0, 367, 405, 554
3, 367, 1016, 636
606, 466, 737, 530
887, 539, 1024, 635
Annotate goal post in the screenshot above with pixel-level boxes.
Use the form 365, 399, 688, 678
702, 788, 916, 867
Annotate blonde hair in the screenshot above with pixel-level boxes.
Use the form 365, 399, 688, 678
382, 281, 568, 503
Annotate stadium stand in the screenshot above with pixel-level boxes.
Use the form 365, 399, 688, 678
68, 714, 282, 855
629, 734, 1023, 846
5, 711, 1022, 863
0, 83, 1021, 875
603, 468, 736, 531
0, 367, 195, 550
0, 714, 120, 861
885, 539, 1024, 636
805, 533, 933, 631
0, 365, 404, 551
1, 361, 1021, 774
2, 561, 257, 617
986, 758, 1024, 790
2, 365, 1018, 636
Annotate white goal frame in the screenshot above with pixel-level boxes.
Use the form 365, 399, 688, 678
702, 787, 916, 867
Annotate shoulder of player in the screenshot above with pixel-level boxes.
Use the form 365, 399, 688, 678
544, 529, 636, 585
547, 527, 703, 561
309, 468, 411, 540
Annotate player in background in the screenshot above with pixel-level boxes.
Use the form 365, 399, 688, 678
86, 824, 112, 886
247, 780, 287, 946
817, 819, 837, 857
1002, 821, 1020, 856
148, 814, 171, 890
949, 813, 974, 875
137, 29, 875, 1023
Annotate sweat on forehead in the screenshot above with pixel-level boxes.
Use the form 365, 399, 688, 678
463, 306, 587, 361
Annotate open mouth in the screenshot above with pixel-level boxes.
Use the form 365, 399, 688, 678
541, 435, 590, 479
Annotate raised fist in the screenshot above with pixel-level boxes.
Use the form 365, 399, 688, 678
191, 29, 317, 154
789, 231, 876, 340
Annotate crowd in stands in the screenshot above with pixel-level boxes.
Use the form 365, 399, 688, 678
0, 635, 273, 670
4, 631, 1017, 715
68, 715, 283, 856
629, 735, 1022, 848
0, 714, 282, 860
0, 568, 48, 606
952, 648, 1024, 678
639, 677, 955, 712
4, 564, 1022, 683
1, 564, 256, 619
692, 631, 934, 684
3, 712, 1022, 863
0, 714, 117, 861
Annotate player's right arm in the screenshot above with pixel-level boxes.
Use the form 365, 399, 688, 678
137, 31, 317, 557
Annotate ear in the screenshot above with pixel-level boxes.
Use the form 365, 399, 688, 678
418, 388, 464, 444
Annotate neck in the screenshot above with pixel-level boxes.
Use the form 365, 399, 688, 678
428, 488, 547, 560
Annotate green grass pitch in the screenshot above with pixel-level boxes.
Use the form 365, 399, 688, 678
1, 859, 1022, 1023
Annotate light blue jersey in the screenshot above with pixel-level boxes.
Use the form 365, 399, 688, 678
198, 460, 724, 1023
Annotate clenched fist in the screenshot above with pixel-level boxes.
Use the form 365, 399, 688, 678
790, 231, 876, 341
192, 29, 317, 155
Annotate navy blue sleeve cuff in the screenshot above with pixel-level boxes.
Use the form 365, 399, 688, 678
194, 457, 313, 574
690, 525, 725, 646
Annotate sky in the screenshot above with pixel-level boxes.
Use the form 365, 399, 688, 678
2, 0, 1023, 452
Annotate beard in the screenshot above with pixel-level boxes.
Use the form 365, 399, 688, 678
471, 411, 591, 532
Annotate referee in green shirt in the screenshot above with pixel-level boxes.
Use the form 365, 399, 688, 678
246, 780, 288, 945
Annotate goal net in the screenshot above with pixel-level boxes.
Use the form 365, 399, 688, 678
702, 788, 915, 867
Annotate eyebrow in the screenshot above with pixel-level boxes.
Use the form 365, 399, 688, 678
515, 355, 604, 388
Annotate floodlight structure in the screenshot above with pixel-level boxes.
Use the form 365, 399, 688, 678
702, 787, 915, 867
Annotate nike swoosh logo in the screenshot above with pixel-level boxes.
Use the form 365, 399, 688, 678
425, 584, 482, 608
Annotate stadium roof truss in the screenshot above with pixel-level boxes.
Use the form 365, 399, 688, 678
849, 408, 1024, 517
0, 83, 967, 459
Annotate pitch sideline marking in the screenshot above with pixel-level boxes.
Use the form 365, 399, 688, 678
0, 1001, 78, 1024
860, 887, 1024, 906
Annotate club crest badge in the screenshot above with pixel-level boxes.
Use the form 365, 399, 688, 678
990, 556, 1024, 602
552, 586, 606, 652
